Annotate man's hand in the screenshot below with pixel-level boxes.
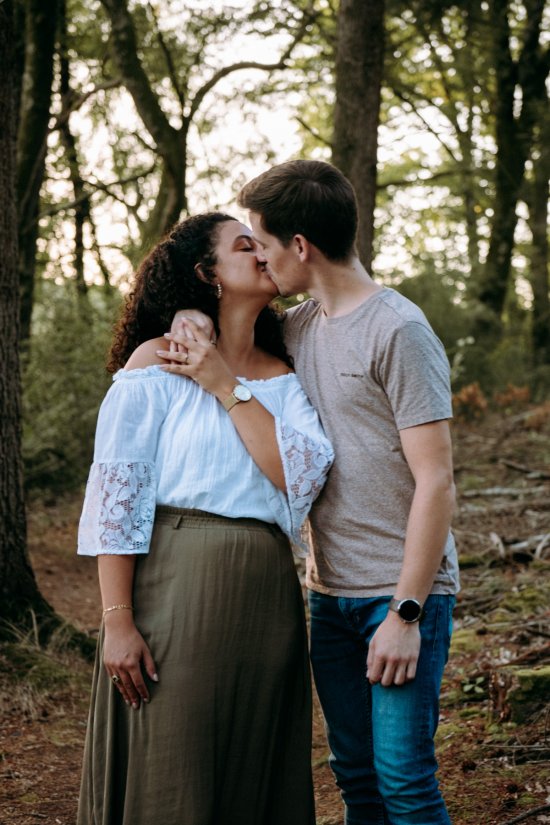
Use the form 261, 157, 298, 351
171, 309, 215, 341
366, 611, 421, 687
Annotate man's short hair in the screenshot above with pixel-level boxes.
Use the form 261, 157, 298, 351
237, 160, 358, 262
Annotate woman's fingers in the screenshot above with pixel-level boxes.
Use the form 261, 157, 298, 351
142, 647, 159, 684
108, 662, 155, 709
104, 628, 158, 709
108, 669, 132, 706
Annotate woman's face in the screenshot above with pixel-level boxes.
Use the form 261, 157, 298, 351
213, 221, 278, 301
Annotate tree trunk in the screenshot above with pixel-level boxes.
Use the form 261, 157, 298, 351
59, 0, 89, 299
527, 106, 550, 368
332, 0, 385, 272
1, 2, 94, 657
0, 0, 54, 635
474, 0, 548, 345
17, 0, 59, 342
100, 0, 187, 250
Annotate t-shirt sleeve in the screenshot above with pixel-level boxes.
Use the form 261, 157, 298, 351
77, 372, 169, 556
378, 321, 453, 430
282, 300, 313, 359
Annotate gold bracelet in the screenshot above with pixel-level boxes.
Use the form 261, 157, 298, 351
102, 604, 134, 618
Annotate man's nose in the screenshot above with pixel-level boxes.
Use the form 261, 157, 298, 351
255, 247, 267, 263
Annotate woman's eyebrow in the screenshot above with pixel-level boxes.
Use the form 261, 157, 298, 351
233, 234, 254, 245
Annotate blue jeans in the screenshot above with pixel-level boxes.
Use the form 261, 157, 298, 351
309, 592, 455, 825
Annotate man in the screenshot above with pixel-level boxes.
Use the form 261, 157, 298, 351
173, 160, 459, 824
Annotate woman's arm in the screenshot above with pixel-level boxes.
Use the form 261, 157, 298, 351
98, 554, 158, 709
159, 320, 288, 491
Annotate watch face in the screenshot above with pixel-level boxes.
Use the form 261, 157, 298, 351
234, 384, 252, 402
398, 599, 422, 622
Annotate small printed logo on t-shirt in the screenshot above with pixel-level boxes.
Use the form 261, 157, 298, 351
340, 372, 364, 379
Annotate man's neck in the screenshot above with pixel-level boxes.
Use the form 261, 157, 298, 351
307, 258, 382, 318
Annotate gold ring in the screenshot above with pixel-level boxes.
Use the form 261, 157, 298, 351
184, 353, 189, 364
111, 674, 121, 684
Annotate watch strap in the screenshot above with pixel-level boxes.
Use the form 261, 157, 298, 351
222, 384, 252, 412
222, 393, 240, 412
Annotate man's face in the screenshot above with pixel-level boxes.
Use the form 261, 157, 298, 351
249, 212, 308, 297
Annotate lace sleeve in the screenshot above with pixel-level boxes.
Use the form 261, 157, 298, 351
267, 419, 333, 555
77, 461, 156, 556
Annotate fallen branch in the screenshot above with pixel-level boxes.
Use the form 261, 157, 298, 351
535, 533, 550, 559
500, 460, 550, 480
494, 642, 550, 667
462, 486, 549, 498
490, 531, 506, 558
499, 803, 550, 824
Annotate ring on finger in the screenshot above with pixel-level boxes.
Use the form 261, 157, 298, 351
111, 674, 121, 684
184, 353, 189, 364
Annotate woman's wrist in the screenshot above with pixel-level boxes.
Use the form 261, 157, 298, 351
102, 603, 133, 618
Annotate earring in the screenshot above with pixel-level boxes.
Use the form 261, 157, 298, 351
216, 283, 223, 299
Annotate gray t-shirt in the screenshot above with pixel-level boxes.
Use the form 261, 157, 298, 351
284, 287, 459, 597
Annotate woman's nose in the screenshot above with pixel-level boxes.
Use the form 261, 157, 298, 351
255, 248, 267, 263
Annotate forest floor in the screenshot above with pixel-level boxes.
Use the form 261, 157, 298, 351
1, 402, 549, 825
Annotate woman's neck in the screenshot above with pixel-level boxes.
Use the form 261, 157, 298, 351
216, 303, 259, 375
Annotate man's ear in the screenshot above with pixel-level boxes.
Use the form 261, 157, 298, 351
293, 234, 311, 262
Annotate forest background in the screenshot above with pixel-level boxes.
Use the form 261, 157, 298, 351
8, 0, 550, 505
0, 1, 549, 822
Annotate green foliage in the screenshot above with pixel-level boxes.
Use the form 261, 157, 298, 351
22, 281, 121, 492
394, 268, 471, 350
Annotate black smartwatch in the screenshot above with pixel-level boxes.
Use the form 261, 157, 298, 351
389, 597, 423, 623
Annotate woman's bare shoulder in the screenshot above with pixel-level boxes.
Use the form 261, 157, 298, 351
124, 337, 168, 371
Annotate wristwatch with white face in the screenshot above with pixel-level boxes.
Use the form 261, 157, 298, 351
389, 597, 424, 623
222, 383, 252, 412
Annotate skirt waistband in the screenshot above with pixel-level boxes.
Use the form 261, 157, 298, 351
155, 505, 281, 534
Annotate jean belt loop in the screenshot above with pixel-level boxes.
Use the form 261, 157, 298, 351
172, 515, 183, 530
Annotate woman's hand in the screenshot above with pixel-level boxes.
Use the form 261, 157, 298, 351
158, 318, 235, 399
103, 611, 158, 709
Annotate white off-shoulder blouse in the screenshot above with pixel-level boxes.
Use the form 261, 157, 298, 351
77, 366, 334, 557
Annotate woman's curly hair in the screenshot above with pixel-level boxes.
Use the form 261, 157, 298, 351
107, 212, 292, 373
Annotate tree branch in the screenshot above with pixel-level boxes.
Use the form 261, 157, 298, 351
295, 116, 331, 148
502, 804, 550, 824
187, 9, 317, 122
37, 167, 155, 221
51, 79, 122, 132
391, 87, 461, 164
146, 1, 185, 114
99, 0, 182, 171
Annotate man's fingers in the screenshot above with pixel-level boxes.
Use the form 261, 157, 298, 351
406, 659, 418, 682
178, 318, 210, 343
366, 651, 384, 684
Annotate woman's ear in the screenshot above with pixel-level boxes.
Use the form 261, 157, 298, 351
194, 262, 210, 284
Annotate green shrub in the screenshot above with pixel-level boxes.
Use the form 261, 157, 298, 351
22, 283, 121, 492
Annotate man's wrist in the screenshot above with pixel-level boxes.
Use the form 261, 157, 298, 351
389, 597, 424, 623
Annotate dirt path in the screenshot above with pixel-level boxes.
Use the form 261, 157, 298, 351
1, 408, 549, 824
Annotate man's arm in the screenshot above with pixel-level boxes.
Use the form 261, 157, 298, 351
366, 419, 455, 687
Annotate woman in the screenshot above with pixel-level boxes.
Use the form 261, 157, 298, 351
76, 212, 333, 825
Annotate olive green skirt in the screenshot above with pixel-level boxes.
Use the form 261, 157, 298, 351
77, 508, 315, 825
